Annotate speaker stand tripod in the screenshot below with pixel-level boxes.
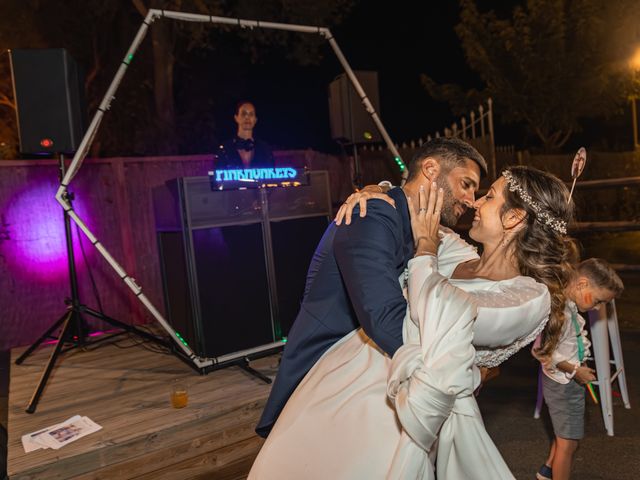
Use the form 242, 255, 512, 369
350, 143, 362, 189
15, 154, 176, 414
336, 140, 363, 190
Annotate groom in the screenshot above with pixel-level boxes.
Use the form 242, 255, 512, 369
256, 137, 487, 437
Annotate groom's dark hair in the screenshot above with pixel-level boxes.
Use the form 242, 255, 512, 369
407, 137, 488, 181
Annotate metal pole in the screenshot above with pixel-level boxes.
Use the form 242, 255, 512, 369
259, 188, 281, 340
632, 96, 639, 149
487, 98, 497, 180
58, 154, 87, 346
321, 29, 407, 182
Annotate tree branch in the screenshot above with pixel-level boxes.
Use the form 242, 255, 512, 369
84, 34, 101, 94
534, 126, 549, 145
554, 128, 574, 150
0, 94, 15, 110
548, 130, 562, 145
131, 0, 148, 17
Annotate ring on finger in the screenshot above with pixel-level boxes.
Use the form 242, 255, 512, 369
419, 208, 427, 212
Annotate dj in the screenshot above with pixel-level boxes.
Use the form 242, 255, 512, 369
215, 101, 275, 170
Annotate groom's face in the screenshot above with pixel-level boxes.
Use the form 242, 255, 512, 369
436, 158, 481, 227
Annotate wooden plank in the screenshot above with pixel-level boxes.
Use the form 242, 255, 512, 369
573, 176, 640, 188
8, 363, 267, 463
133, 436, 263, 480
110, 157, 143, 320
39, 414, 264, 479
7, 340, 276, 479
8, 377, 268, 477
571, 220, 640, 232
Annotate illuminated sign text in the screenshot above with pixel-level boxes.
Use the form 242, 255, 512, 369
214, 168, 298, 183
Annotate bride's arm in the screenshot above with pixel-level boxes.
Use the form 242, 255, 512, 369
388, 254, 477, 452
386, 185, 478, 453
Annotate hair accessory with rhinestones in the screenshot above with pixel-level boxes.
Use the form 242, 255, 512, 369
502, 170, 567, 234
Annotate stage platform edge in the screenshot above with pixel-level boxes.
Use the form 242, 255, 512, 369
7, 336, 276, 479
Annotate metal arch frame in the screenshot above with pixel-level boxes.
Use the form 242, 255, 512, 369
55, 9, 405, 370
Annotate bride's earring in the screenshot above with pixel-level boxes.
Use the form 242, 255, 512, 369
501, 231, 510, 247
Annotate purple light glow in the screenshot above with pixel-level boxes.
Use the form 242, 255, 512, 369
3, 183, 95, 282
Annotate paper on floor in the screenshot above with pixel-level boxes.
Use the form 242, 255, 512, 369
22, 415, 102, 453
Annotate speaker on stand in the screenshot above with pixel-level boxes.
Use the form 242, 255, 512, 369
10, 49, 172, 413
328, 70, 381, 188
9, 48, 87, 155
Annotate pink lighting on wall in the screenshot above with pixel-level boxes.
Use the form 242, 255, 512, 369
2, 182, 93, 283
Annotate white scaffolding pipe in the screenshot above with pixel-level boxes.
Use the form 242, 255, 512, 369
321, 29, 407, 181
161, 10, 323, 34
54, 10, 404, 370
58, 10, 157, 190
65, 208, 210, 367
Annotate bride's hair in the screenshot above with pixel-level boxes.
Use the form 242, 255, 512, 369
501, 166, 579, 357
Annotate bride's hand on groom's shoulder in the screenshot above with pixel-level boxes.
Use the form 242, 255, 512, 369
409, 182, 443, 257
334, 185, 395, 226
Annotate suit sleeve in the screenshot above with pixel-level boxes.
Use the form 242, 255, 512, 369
333, 201, 406, 356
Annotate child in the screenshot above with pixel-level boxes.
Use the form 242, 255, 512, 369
536, 258, 624, 480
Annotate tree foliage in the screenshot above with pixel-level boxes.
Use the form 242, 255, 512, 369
422, 0, 640, 151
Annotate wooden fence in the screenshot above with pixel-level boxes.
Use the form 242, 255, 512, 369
0, 151, 364, 351
359, 99, 498, 181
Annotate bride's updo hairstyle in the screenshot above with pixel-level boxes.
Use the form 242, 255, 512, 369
500, 166, 578, 357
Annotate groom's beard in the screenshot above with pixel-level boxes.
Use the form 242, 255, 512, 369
436, 176, 466, 228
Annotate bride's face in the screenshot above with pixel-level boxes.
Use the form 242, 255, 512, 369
469, 176, 508, 243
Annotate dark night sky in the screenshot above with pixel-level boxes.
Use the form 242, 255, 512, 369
211, 2, 478, 153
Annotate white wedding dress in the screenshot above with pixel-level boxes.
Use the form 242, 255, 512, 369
249, 251, 550, 479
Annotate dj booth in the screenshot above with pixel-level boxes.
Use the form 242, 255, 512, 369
152, 168, 331, 360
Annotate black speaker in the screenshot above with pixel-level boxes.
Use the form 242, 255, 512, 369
328, 70, 381, 144
271, 216, 331, 336
153, 173, 332, 358
157, 225, 275, 358
9, 48, 86, 154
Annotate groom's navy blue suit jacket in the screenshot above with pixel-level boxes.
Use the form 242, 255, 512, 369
256, 187, 414, 437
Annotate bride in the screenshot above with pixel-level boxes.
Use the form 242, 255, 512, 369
249, 166, 576, 479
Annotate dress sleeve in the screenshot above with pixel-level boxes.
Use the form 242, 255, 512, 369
436, 227, 479, 278
472, 278, 550, 367
387, 255, 477, 452
385, 255, 518, 478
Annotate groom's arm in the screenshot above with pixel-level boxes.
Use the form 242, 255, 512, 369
334, 201, 406, 356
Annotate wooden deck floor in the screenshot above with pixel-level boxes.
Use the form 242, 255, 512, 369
7, 335, 277, 479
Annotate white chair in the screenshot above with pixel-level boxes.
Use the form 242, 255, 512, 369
533, 300, 631, 436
